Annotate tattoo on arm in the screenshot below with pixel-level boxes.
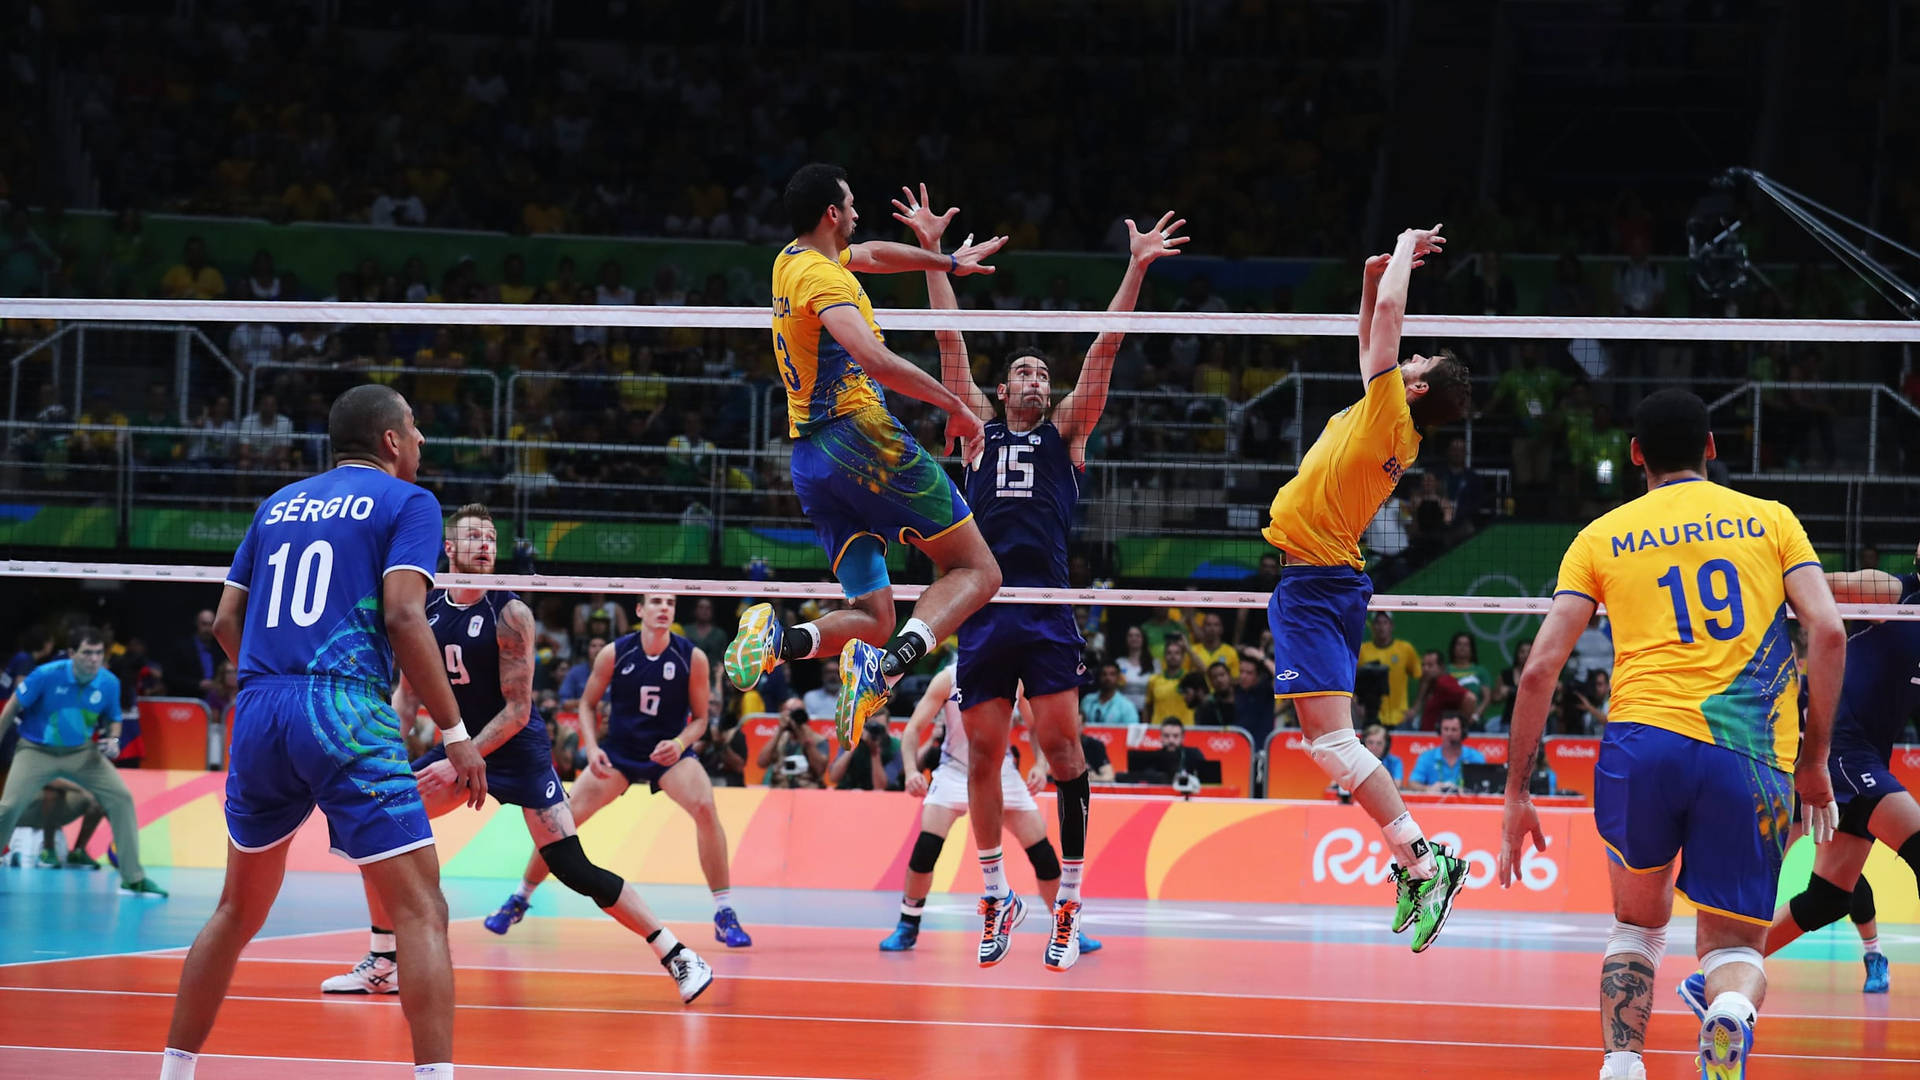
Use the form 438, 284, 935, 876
1598, 958, 1655, 1054
475, 600, 537, 756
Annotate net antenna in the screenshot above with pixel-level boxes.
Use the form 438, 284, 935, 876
1699, 167, 1920, 318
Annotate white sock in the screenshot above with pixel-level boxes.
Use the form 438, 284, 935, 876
979, 846, 1009, 899
900, 618, 936, 655
646, 926, 680, 962
159, 1047, 197, 1080
1705, 990, 1757, 1027
1862, 935, 1881, 957
413, 1065, 453, 1079
1058, 858, 1084, 903
793, 622, 823, 659
712, 889, 732, 913
1600, 1050, 1642, 1078
514, 880, 537, 901
1383, 812, 1437, 880
370, 930, 397, 956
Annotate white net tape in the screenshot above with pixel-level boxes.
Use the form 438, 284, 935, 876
7, 562, 1918, 621
8, 298, 1920, 341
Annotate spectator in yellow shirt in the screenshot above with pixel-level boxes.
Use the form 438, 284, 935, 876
1188, 613, 1238, 676
1355, 611, 1421, 727
1147, 637, 1195, 725
158, 237, 225, 300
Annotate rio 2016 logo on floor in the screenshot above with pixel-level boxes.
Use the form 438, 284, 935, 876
1311, 826, 1559, 892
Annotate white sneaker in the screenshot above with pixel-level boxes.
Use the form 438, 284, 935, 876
665, 947, 713, 1004
1044, 900, 1083, 972
1598, 1061, 1647, 1080
320, 952, 399, 994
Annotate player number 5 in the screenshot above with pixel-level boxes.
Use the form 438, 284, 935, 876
1656, 558, 1746, 644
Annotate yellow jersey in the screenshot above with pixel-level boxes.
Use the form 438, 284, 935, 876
771, 243, 887, 438
1148, 672, 1193, 725
1263, 367, 1419, 569
1554, 478, 1819, 772
1357, 638, 1422, 727
1189, 639, 1238, 678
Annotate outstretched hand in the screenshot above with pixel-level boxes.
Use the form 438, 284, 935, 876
890, 183, 958, 249
1126, 211, 1189, 265
1395, 222, 1446, 267
946, 407, 985, 471
951, 231, 1009, 276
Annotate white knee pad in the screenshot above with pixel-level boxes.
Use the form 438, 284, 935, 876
1309, 729, 1382, 793
1605, 921, 1669, 967
1700, 946, 1764, 980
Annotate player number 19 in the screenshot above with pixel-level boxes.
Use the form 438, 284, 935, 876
1655, 558, 1746, 644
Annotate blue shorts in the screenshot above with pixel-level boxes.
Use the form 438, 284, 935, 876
956, 604, 1085, 707
1594, 723, 1794, 924
603, 738, 696, 793
1831, 736, 1904, 839
225, 676, 433, 865
413, 729, 563, 811
790, 407, 972, 599
1267, 565, 1372, 698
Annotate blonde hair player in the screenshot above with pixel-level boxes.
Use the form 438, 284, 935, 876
317, 506, 713, 1005
879, 665, 1102, 959
895, 182, 1183, 969
1259, 226, 1474, 954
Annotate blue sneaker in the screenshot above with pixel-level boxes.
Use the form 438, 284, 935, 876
1078, 932, 1103, 954
1698, 1009, 1754, 1079
1678, 970, 1708, 1021
483, 894, 530, 935
714, 906, 752, 947
879, 919, 920, 952
1864, 951, 1891, 993
834, 639, 891, 750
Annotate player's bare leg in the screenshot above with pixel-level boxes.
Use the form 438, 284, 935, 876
516, 766, 629, 892
1597, 860, 1673, 1080
963, 697, 1024, 965
164, 840, 292, 1070
359, 846, 456, 1068
1026, 689, 1092, 970
660, 756, 752, 947
1760, 793, 1917, 995
326, 783, 478, 995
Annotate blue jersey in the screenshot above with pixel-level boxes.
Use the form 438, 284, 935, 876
1832, 573, 1920, 759
426, 589, 548, 759
11, 659, 121, 748
1, 650, 38, 702
226, 463, 443, 690
604, 631, 695, 749
964, 419, 1082, 588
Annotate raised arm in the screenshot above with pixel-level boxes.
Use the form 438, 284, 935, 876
1360, 224, 1444, 383
1055, 212, 1188, 458
847, 231, 1006, 276
1825, 568, 1907, 604
892, 184, 994, 422
818, 303, 986, 469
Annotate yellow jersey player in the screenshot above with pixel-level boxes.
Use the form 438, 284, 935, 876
728, 163, 1008, 749
1260, 224, 1473, 953
1498, 389, 1846, 1080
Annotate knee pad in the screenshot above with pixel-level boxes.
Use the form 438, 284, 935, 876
1700, 946, 1764, 980
1850, 874, 1876, 925
1309, 729, 1381, 793
908, 830, 946, 875
538, 835, 625, 909
1788, 873, 1852, 933
1024, 839, 1061, 882
1605, 921, 1668, 968
1901, 832, 1920, 880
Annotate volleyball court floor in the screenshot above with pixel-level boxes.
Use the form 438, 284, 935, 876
1, 869, 1914, 1079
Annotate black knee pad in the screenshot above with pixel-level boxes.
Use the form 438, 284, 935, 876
1788, 873, 1852, 933
1024, 839, 1061, 882
1850, 874, 1876, 925
539, 835, 625, 909
908, 830, 946, 875
1901, 832, 1920, 882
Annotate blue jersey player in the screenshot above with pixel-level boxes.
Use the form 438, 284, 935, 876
897, 184, 1186, 970
504, 593, 753, 949
159, 385, 485, 1080
321, 505, 712, 1004
1675, 548, 1920, 1016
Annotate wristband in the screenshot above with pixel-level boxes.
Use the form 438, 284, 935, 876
670, 736, 687, 753
441, 721, 472, 745
947, 253, 957, 273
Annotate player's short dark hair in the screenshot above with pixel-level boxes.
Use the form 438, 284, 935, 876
1178, 672, 1208, 694
1208, 661, 1230, 676
997, 346, 1052, 387
1408, 348, 1472, 430
68, 625, 105, 651
1438, 711, 1465, 731
447, 503, 492, 529
1632, 388, 1711, 474
784, 163, 849, 236
328, 384, 407, 462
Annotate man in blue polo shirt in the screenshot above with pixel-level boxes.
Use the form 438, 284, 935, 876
0, 626, 165, 896
1409, 712, 1486, 793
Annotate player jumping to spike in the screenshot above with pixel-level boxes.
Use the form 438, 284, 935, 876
895, 183, 1182, 969
1260, 226, 1473, 953
726, 163, 1007, 749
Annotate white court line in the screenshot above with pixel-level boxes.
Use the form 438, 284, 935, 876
0, 917, 485, 970
168, 953, 1920, 1026
0, 1046, 860, 1080
0, 987, 1910, 1064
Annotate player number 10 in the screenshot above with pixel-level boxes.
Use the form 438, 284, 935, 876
1656, 559, 1746, 644
263, 539, 335, 629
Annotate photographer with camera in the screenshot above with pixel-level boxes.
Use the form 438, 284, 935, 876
756, 698, 829, 789
830, 715, 904, 792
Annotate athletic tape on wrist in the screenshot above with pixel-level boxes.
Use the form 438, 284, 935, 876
441, 721, 472, 745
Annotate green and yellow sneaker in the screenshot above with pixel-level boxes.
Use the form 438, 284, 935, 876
834, 639, 891, 750
723, 603, 783, 691
1409, 844, 1466, 953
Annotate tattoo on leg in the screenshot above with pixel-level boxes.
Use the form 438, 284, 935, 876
1599, 958, 1655, 1053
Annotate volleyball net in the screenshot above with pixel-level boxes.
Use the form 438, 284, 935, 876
4, 298, 1920, 687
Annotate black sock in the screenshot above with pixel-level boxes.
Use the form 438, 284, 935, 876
646, 928, 662, 942
901, 897, 926, 927
1055, 769, 1091, 861
880, 632, 929, 679
371, 924, 396, 961
778, 626, 816, 662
